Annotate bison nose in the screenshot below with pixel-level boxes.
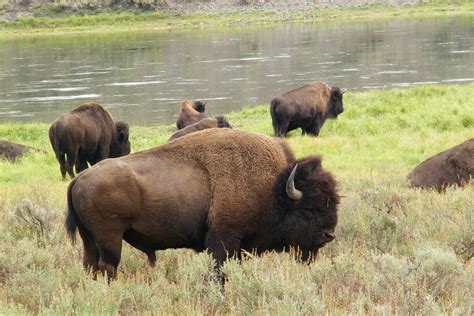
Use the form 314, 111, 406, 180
324, 230, 336, 241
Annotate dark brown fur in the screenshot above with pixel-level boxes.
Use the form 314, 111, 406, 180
168, 115, 231, 141
0, 140, 45, 161
270, 82, 344, 137
176, 100, 208, 129
49, 102, 131, 179
65, 128, 339, 279
408, 138, 474, 192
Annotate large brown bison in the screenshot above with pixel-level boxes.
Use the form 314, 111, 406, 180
0, 140, 45, 161
408, 138, 474, 192
270, 82, 345, 137
65, 128, 339, 279
176, 100, 207, 129
49, 102, 131, 179
168, 115, 231, 141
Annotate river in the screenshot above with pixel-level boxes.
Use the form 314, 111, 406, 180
0, 15, 472, 125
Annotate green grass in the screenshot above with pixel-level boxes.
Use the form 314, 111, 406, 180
0, 84, 473, 313
0, 2, 473, 38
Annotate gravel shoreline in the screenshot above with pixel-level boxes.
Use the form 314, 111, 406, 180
1, 0, 419, 20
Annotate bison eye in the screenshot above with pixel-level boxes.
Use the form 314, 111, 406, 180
324, 231, 335, 241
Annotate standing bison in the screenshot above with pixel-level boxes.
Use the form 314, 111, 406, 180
65, 128, 339, 279
176, 100, 207, 129
270, 82, 345, 137
168, 115, 231, 141
49, 102, 131, 179
408, 138, 474, 192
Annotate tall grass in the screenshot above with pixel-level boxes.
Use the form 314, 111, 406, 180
0, 84, 473, 314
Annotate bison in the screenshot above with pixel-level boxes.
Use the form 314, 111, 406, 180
0, 140, 45, 161
270, 82, 345, 137
65, 128, 339, 280
168, 115, 231, 141
176, 100, 207, 129
49, 102, 131, 179
408, 138, 474, 192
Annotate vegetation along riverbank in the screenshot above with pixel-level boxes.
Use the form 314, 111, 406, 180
0, 2, 473, 37
0, 84, 473, 313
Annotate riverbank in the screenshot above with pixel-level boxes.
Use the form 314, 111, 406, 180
1, 84, 473, 313
1, 2, 473, 37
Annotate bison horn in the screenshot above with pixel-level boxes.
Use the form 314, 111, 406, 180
341, 89, 347, 95
286, 164, 303, 201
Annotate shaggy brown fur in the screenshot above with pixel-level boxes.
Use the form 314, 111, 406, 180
270, 81, 345, 137
65, 128, 339, 279
176, 100, 208, 129
168, 115, 231, 141
408, 138, 474, 192
0, 140, 44, 161
49, 102, 131, 179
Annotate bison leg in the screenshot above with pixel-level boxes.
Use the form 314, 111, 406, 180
277, 121, 290, 137
65, 150, 78, 179
93, 234, 123, 281
205, 230, 241, 269
77, 226, 100, 277
75, 158, 88, 175
90, 146, 110, 165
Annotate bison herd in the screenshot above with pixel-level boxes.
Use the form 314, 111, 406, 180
1, 81, 472, 281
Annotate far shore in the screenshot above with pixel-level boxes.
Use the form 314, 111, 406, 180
1, 2, 473, 38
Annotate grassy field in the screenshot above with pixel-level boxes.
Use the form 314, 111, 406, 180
0, 84, 473, 314
1, 2, 473, 38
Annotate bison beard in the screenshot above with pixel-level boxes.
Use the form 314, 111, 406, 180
65, 128, 339, 281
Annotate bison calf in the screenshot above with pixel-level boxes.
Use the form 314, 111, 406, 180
270, 81, 345, 137
49, 102, 131, 179
176, 100, 207, 129
168, 115, 231, 141
66, 128, 339, 280
408, 138, 474, 192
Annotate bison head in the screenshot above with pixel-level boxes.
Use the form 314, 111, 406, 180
193, 101, 207, 113
215, 114, 231, 128
274, 156, 339, 261
110, 121, 131, 157
328, 87, 345, 119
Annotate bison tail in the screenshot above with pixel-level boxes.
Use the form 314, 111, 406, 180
270, 100, 280, 136
65, 179, 78, 244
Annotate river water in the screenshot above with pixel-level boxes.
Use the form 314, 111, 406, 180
0, 16, 473, 125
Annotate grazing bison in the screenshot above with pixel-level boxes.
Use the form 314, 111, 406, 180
66, 128, 339, 279
176, 100, 207, 129
408, 138, 474, 192
168, 115, 231, 141
0, 140, 45, 161
49, 102, 131, 179
270, 82, 345, 137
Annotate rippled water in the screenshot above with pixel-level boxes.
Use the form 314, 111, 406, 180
0, 16, 473, 125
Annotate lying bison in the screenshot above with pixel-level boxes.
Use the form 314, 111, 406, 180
176, 100, 207, 129
169, 115, 231, 141
408, 138, 474, 192
0, 140, 45, 161
270, 82, 345, 137
66, 128, 339, 279
49, 102, 131, 179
